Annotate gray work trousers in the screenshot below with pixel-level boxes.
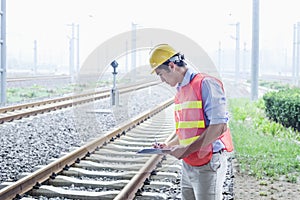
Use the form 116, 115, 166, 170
181, 151, 227, 200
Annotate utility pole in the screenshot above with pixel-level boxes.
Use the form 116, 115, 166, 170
218, 41, 222, 74
235, 22, 240, 84
229, 22, 240, 84
292, 23, 297, 85
125, 40, 128, 73
292, 23, 300, 86
0, 0, 6, 105
251, 0, 260, 101
296, 22, 300, 86
33, 40, 37, 75
76, 24, 80, 75
68, 23, 75, 83
131, 23, 137, 73
243, 42, 247, 79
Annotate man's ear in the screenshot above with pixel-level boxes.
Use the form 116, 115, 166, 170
169, 62, 176, 71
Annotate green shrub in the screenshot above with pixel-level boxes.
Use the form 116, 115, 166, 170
263, 88, 300, 131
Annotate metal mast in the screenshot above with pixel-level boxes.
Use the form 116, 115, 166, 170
292, 24, 297, 85
0, 0, 6, 105
251, 0, 260, 101
131, 23, 136, 73
296, 22, 300, 86
235, 22, 240, 84
69, 23, 75, 83
33, 40, 37, 74
76, 24, 80, 74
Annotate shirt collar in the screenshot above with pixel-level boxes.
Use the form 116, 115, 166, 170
177, 68, 196, 90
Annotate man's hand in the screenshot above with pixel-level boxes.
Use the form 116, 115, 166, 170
152, 142, 167, 149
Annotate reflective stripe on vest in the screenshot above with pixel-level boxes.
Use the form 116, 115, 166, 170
175, 120, 205, 129
179, 135, 199, 146
174, 100, 202, 111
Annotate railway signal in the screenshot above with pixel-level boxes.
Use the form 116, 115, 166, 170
111, 60, 119, 106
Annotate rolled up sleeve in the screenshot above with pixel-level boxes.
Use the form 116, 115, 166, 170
201, 78, 228, 125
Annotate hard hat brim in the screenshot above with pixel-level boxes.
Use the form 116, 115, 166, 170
150, 66, 159, 74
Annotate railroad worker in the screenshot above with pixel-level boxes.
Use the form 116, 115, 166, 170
148, 44, 234, 200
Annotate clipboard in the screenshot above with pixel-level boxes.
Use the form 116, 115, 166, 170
137, 148, 171, 154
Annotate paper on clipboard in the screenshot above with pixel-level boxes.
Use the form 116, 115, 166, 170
137, 148, 171, 154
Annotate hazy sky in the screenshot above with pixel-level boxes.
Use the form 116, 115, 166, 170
7, 0, 300, 73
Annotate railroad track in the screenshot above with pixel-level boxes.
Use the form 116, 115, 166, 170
0, 98, 183, 200
0, 81, 160, 124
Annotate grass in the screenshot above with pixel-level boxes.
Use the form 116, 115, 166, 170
229, 98, 300, 183
5, 77, 154, 104
258, 80, 291, 90
7, 85, 54, 103
6, 81, 110, 104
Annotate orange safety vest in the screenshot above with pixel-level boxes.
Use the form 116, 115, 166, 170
174, 73, 234, 166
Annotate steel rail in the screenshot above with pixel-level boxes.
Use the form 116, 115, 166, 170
0, 97, 174, 200
114, 130, 175, 200
0, 81, 160, 123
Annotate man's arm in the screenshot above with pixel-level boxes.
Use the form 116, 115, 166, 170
168, 123, 227, 159
166, 135, 180, 147
185, 123, 227, 155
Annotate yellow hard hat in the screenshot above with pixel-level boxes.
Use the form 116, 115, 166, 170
149, 44, 178, 74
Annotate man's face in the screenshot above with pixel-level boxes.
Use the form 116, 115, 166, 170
155, 67, 177, 87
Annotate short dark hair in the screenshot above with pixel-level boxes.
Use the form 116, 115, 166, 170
156, 63, 171, 72
167, 53, 186, 67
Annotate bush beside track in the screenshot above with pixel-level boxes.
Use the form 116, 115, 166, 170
263, 88, 300, 131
